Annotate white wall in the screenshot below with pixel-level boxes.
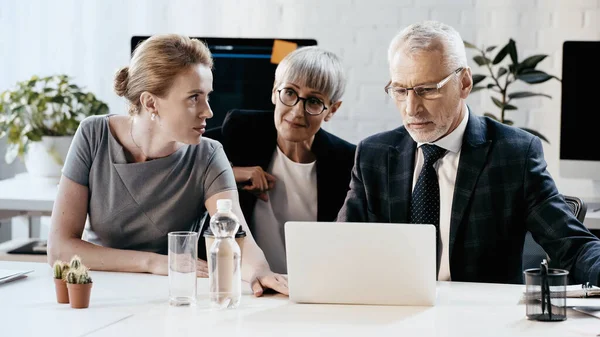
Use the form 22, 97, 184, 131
1, 0, 599, 198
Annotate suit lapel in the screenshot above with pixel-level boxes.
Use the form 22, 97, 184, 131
313, 129, 330, 221
388, 129, 417, 223
449, 114, 492, 259
227, 111, 277, 225
255, 124, 277, 171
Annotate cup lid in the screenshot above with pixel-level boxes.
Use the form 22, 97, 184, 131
203, 227, 246, 238
523, 268, 569, 276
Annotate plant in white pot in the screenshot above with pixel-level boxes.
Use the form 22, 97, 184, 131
0, 75, 108, 179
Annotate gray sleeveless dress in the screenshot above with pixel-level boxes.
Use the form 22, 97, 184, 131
61, 115, 236, 254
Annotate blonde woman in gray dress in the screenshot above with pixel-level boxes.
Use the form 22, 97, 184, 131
47, 34, 287, 296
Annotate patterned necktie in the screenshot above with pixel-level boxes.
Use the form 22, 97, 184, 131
409, 144, 447, 277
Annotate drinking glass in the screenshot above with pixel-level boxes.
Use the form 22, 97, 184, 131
168, 231, 198, 306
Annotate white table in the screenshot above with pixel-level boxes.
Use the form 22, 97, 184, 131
0, 261, 598, 337
0, 175, 57, 260
0, 174, 57, 219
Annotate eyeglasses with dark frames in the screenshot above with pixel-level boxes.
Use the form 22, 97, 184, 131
277, 88, 328, 115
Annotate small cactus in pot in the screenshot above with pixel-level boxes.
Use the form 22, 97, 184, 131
52, 260, 69, 303
69, 255, 82, 270
65, 267, 92, 285
65, 265, 93, 309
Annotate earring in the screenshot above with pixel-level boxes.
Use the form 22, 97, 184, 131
151, 113, 156, 121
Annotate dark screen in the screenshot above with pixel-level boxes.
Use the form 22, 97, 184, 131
560, 41, 600, 161
130, 37, 317, 129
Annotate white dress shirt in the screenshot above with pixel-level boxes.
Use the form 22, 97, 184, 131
412, 106, 469, 281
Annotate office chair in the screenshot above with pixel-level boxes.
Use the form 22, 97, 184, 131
522, 195, 588, 272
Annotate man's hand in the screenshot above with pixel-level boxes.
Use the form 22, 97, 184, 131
232, 166, 276, 201
249, 271, 289, 297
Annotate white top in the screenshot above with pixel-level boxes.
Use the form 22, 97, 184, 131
252, 146, 318, 274
1, 261, 598, 337
413, 106, 469, 281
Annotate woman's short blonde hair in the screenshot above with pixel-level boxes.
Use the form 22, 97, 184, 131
114, 34, 213, 115
274, 46, 346, 103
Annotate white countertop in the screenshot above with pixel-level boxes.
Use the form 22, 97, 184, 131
0, 174, 57, 212
0, 261, 598, 337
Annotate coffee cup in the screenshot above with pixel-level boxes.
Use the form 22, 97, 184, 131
203, 227, 246, 263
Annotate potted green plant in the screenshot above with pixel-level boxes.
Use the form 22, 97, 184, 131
0, 74, 108, 178
52, 260, 70, 304
65, 256, 93, 309
464, 39, 560, 143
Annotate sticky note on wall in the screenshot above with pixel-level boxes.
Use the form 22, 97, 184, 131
271, 40, 298, 64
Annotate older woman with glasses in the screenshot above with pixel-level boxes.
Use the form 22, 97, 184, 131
205, 46, 356, 274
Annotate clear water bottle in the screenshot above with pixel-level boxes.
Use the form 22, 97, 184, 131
208, 199, 242, 309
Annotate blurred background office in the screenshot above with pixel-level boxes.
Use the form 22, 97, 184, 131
1, 0, 599, 248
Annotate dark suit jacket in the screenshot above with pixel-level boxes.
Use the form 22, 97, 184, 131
205, 109, 356, 234
337, 112, 600, 285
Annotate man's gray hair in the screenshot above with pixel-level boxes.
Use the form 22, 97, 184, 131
274, 46, 346, 103
387, 21, 468, 72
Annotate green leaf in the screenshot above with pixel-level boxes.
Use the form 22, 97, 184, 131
516, 70, 557, 84
472, 74, 486, 86
487, 83, 496, 89
463, 41, 478, 49
520, 127, 550, 144
497, 67, 508, 78
504, 119, 514, 125
471, 86, 485, 93
7, 125, 22, 143
491, 97, 517, 110
508, 91, 552, 99
493, 43, 510, 65
491, 97, 504, 108
486, 46, 497, 52
473, 56, 492, 66
26, 130, 42, 142
484, 112, 498, 120
508, 39, 518, 65
518, 55, 548, 71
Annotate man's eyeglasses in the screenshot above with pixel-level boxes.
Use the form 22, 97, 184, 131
384, 67, 464, 101
277, 88, 328, 116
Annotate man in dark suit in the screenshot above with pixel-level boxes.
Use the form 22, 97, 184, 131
337, 21, 600, 285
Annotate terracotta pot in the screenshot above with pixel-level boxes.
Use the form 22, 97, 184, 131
67, 283, 93, 309
53, 278, 69, 304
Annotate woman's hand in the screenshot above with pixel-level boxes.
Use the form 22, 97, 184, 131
148, 254, 209, 277
232, 166, 276, 201
248, 270, 289, 297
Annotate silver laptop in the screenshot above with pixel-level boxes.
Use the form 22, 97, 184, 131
284, 221, 437, 306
